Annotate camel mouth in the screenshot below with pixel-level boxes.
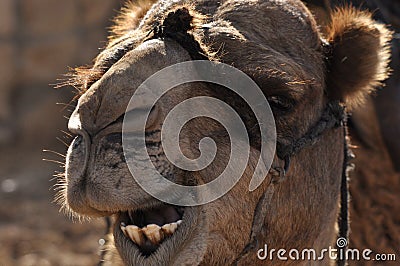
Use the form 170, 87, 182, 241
116, 204, 186, 257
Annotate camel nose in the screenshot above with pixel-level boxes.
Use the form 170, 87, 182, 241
66, 102, 163, 185
68, 108, 91, 178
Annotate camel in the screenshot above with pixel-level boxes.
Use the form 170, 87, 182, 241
57, 1, 392, 265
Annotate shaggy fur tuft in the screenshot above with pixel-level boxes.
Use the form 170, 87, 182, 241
325, 6, 392, 110
110, 0, 158, 40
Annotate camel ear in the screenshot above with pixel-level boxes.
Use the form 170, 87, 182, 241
325, 7, 392, 109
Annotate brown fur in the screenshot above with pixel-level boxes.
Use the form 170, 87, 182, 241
325, 7, 391, 110
58, 1, 392, 265
110, 0, 158, 41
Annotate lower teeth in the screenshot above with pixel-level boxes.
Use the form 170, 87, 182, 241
121, 220, 182, 246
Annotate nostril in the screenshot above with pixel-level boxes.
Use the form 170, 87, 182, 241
68, 129, 91, 180
72, 135, 83, 149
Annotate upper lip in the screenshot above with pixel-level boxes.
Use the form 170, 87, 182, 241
124, 205, 184, 227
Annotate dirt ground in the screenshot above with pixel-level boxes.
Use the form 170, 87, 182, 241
0, 91, 108, 266
0, 1, 123, 265
0, 147, 108, 266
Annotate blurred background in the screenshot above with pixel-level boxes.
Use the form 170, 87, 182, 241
0, 0, 398, 266
0, 1, 124, 265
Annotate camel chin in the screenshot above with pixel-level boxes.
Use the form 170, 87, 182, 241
59, 0, 391, 265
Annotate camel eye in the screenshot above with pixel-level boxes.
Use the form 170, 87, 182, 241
267, 95, 294, 113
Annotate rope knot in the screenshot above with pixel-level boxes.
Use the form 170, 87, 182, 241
327, 101, 346, 127
148, 7, 209, 61
151, 7, 194, 39
163, 8, 193, 33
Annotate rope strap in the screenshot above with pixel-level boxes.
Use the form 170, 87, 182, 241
277, 101, 345, 170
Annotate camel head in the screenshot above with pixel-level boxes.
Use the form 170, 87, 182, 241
59, 0, 391, 265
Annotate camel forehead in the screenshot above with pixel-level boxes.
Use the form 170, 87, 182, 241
138, 0, 319, 51
216, 0, 320, 54
102, 0, 320, 83
219, 0, 313, 25
74, 0, 322, 132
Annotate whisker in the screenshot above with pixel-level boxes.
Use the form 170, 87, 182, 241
42, 158, 65, 166
56, 97, 77, 112
60, 130, 73, 137
62, 109, 73, 114
56, 102, 72, 107
56, 137, 70, 147
43, 149, 66, 158
54, 181, 66, 185
53, 186, 67, 192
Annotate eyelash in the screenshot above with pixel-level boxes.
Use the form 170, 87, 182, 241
267, 95, 294, 112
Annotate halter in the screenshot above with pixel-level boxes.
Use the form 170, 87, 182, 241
102, 7, 352, 265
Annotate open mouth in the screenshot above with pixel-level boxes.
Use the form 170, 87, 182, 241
118, 204, 185, 256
